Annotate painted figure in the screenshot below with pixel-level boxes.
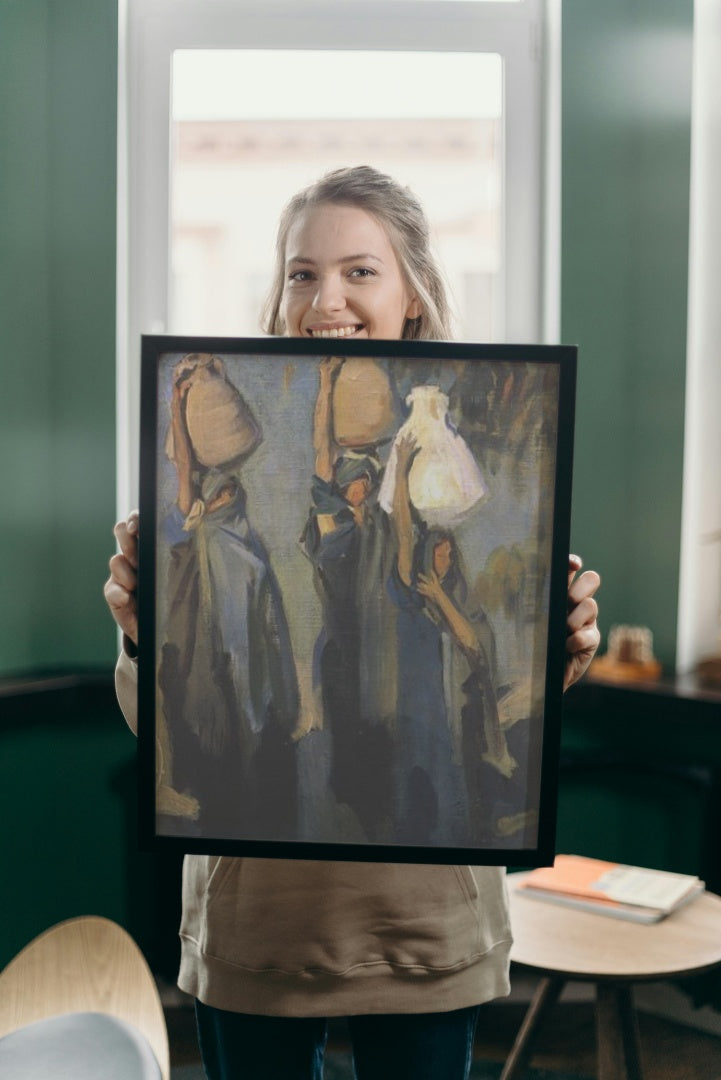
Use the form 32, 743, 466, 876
158, 357, 299, 839
389, 431, 517, 845
302, 355, 398, 840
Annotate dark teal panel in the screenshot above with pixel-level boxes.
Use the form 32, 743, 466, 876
0, 686, 132, 967
0, 2, 55, 668
0, 682, 183, 975
556, 770, 707, 876
0, 0, 118, 673
562, 1, 693, 668
559, 682, 721, 886
47, 0, 118, 667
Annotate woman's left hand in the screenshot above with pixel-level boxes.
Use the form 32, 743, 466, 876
564, 554, 601, 691
416, 569, 443, 603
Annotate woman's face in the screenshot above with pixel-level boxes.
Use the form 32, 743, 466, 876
281, 203, 421, 341
432, 539, 453, 580
342, 475, 371, 508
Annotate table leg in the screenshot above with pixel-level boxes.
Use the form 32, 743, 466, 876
499, 976, 565, 1080
596, 982, 643, 1080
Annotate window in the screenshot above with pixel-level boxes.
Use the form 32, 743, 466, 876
117, 0, 557, 509
170, 49, 503, 340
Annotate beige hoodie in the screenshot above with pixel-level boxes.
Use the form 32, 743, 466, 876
116, 650, 512, 1016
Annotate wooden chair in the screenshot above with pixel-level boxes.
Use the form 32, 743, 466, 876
0, 915, 169, 1079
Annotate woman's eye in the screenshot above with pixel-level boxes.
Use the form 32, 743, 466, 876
349, 267, 375, 279
288, 269, 313, 283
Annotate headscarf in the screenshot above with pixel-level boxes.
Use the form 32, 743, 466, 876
333, 451, 381, 491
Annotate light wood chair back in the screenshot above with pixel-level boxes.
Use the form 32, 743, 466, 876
0, 915, 169, 1080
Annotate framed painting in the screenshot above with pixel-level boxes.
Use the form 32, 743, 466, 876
137, 335, 576, 865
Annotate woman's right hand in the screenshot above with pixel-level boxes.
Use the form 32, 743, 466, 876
104, 510, 139, 646
395, 431, 419, 475
318, 354, 345, 386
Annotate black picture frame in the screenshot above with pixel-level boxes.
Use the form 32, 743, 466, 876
138, 335, 576, 865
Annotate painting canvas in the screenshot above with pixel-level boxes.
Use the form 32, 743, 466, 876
138, 336, 576, 865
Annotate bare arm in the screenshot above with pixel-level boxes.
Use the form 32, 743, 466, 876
313, 356, 344, 482
115, 649, 139, 734
425, 553, 601, 689
417, 570, 482, 664
171, 378, 195, 515
392, 433, 419, 587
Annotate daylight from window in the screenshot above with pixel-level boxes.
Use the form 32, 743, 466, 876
170, 50, 504, 341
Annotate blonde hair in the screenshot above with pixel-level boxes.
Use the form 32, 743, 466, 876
261, 165, 454, 341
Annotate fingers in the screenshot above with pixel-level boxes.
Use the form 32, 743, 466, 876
108, 551, 137, 593
568, 567, 601, 611
563, 618, 601, 689
103, 574, 138, 644
396, 432, 420, 472
105, 512, 140, 645
113, 510, 139, 568
567, 553, 583, 588
398, 432, 419, 454
565, 622, 601, 659
320, 355, 344, 380
566, 589, 599, 635
415, 573, 433, 597
564, 559, 601, 690
172, 374, 192, 403
173, 355, 197, 386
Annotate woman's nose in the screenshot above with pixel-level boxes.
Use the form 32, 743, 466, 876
312, 274, 345, 314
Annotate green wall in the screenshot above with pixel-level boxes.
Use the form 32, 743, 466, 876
0, 0, 118, 675
562, 0, 693, 669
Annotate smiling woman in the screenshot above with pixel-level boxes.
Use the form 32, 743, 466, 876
106, 149, 599, 1079
282, 205, 420, 340
263, 167, 451, 342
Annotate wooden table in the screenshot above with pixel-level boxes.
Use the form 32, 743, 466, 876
503, 873, 721, 1080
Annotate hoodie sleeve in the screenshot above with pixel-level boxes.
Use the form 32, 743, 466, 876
115, 644, 139, 736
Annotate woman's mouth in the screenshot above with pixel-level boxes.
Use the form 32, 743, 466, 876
307, 324, 363, 339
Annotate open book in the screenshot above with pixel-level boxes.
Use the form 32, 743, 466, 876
515, 854, 705, 923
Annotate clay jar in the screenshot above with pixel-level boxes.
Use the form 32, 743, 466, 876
331, 357, 397, 448
177, 354, 262, 468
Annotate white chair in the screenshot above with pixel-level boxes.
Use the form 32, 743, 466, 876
0, 915, 170, 1079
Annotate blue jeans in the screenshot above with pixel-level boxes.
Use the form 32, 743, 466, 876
195, 1000, 481, 1080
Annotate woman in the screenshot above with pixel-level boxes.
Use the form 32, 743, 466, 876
302, 355, 398, 841
388, 430, 512, 847
105, 165, 601, 1079
157, 358, 299, 840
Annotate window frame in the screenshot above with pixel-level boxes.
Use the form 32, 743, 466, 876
117, 0, 558, 510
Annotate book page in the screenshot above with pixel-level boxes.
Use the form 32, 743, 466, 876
597, 866, 699, 911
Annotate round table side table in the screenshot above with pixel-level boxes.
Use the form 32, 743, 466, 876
502, 872, 721, 1080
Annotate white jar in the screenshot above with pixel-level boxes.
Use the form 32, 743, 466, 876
379, 385, 487, 526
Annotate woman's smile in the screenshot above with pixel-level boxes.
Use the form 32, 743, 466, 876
307, 323, 365, 339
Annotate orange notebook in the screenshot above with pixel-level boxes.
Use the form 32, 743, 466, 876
516, 855, 704, 923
